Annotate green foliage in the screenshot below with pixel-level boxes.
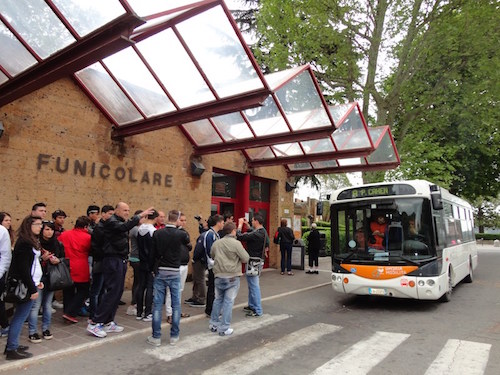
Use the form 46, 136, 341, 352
302, 228, 331, 256
475, 233, 500, 241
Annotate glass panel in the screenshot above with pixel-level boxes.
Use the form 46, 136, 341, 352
127, 0, 199, 17
367, 130, 397, 163
311, 160, 338, 169
137, 28, 215, 108
245, 96, 289, 136
0, 0, 75, 59
288, 162, 312, 171
212, 112, 253, 141
245, 147, 274, 160
250, 180, 270, 202
301, 137, 335, 154
52, 0, 125, 37
265, 66, 305, 89
276, 71, 330, 131
103, 47, 174, 117
332, 106, 371, 150
75, 62, 142, 125
212, 172, 236, 198
176, 6, 263, 98
272, 143, 303, 157
337, 158, 364, 167
182, 119, 221, 146
329, 103, 353, 124
0, 21, 37, 76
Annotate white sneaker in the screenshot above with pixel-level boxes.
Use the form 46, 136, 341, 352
126, 305, 137, 316
87, 323, 107, 338
142, 314, 153, 322
51, 307, 56, 314
219, 328, 233, 336
103, 321, 124, 333
146, 336, 161, 347
170, 336, 179, 345
52, 300, 64, 309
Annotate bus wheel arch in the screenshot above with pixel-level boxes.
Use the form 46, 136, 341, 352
440, 266, 453, 302
464, 256, 474, 283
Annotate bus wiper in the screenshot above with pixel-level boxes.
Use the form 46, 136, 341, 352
389, 254, 420, 266
341, 251, 357, 262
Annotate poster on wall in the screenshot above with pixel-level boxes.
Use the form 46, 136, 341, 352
293, 215, 302, 239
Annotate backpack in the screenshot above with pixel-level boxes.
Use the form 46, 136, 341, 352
192, 231, 208, 264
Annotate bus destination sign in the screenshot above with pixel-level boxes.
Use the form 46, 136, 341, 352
337, 184, 416, 200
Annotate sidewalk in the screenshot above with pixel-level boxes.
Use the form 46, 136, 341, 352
0, 256, 332, 370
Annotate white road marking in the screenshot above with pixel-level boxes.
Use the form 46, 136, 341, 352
310, 331, 410, 375
202, 323, 341, 375
425, 339, 491, 375
145, 313, 290, 362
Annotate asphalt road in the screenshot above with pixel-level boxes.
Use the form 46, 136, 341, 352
1, 247, 499, 375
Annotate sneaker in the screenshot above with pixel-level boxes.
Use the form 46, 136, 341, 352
42, 330, 53, 340
5, 349, 33, 360
170, 336, 179, 345
306, 270, 314, 274
243, 306, 254, 312
28, 333, 42, 343
126, 305, 137, 316
0, 326, 9, 337
314, 270, 319, 274
87, 323, 107, 338
209, 324, 217, 333
118, 300, 126, 305
146, 336, 161, 347
184, 298, 194, 304
219, 328, 233, 336
136, 315, 143, 321
52, 300, 64, 309
103, 321, 124, 333
245, 311, 261, 317
62, 314, 78, 324
189, 301, 205, 308
143, 314, 153, 322
3, 345, 28, 355
51, 307, 56, 314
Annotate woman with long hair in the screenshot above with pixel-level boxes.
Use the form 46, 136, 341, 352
0, 212, 15, 245
4, 216, 43, 360
27, 220, 65, 343
0, 211, 13, 337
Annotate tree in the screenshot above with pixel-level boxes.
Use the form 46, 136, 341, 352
472, 197, 500, 233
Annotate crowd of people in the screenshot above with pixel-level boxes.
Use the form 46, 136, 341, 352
0, 203, 285, 359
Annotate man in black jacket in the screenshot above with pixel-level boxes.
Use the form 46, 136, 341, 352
147, 210, 190, 347
87, 202, 153, 338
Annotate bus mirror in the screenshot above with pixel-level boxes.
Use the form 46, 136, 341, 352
430, 185, 443, 210
316, 202, 323, 216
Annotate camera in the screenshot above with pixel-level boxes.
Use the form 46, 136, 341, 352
194, 215, 201, 221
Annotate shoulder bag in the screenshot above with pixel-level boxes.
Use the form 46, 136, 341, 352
47, 258, 73, 291
246, 230, 266, 276
2, 275, 31, 303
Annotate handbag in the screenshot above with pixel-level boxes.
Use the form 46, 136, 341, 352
2, 276, 30, 303
47, 259, 73, 291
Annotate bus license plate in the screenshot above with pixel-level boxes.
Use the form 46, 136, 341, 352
369, 288, 387, 296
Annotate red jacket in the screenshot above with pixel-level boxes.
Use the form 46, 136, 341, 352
59, 228, 91, 282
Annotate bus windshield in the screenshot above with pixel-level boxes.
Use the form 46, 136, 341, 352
334, 198, 434, 263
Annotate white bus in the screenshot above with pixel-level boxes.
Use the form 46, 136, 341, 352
330, 180, 477, 301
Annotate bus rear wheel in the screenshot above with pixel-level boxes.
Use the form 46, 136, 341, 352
440, 268, 453, 302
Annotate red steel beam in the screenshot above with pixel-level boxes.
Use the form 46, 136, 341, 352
286, 162, 401, 176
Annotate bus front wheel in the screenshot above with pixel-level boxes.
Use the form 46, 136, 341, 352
440, 268, 453, 302
464, 257, 474, 283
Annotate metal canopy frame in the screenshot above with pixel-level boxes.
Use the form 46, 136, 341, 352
285, 126, 400, 176
0, 0, 144, 107
245, 102, 373, 168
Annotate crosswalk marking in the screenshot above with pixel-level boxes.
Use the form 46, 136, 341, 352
425, 339, 491, 375
310, 331, 410, 375
202, 323, 341, 375
146, 313, 290, 362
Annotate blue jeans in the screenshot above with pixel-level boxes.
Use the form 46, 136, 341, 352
152, 273, 180, 340
210, 276, 240, 332
28, 287, 54, 334
280, 243, 293, 272
7, 299, 35, 351
245, 273, 263, 315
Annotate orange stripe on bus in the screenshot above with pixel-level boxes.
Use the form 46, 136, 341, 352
341, 264, 419, 280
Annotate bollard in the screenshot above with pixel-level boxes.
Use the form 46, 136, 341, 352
494, 239, 500, 247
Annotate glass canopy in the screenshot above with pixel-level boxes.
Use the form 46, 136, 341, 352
286, 126, 400, 176
184, 65, 336, 153
244, 102, 373, 167
0, 0, 143, 106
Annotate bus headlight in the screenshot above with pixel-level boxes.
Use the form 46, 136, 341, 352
418, 280, 425, 287
427, 279, 435, 286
